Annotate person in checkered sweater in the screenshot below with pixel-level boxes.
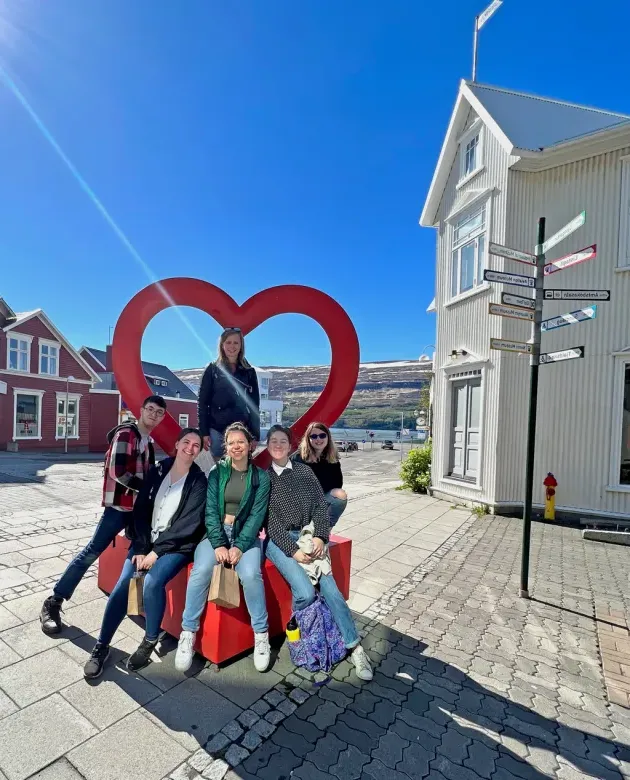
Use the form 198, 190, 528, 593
39, 395, 168, 635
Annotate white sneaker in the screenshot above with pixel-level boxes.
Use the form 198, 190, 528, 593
253, 632, 271, 672
351, 645, 373, 681
175, 630, 196, 672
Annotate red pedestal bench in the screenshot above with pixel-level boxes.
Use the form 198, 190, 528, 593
97, 534, 352, 665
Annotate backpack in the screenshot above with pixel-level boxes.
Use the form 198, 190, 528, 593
286, 595, 346, 674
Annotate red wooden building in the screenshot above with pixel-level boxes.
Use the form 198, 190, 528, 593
0, 299, 100, 452
0, 298, 198, 453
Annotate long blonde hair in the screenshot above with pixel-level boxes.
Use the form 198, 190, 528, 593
216, 328, 251, 369
299, 422, 338, 464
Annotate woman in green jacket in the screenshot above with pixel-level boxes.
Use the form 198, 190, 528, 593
175, 422, 271, 673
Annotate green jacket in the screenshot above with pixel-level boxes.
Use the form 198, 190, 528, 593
205, 459, 270, 553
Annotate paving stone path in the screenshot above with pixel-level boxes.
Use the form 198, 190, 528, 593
1, 455, 629, 779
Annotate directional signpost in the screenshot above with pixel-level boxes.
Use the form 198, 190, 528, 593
541, 211, 586, 254
489, 242, 536, 265
490, 339, 532, 354
540, 305, 597, 333
484, 269, 535, 288
544, 289, 610, 302
502, 292, 535, 310
544, 244, 596, 276
540, 346, 585, 365
489, 302, 534, 322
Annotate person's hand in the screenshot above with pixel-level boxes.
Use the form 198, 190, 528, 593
312, 538, 326, 559
228, 547, 242, 566
293, 550, 313, 564
131, 554, 145, 568
203, 435, 211, 451
215, 546, 230, 564
138, 551, 158, 570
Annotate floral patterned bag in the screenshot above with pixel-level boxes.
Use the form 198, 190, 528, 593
287, 594, 346, 673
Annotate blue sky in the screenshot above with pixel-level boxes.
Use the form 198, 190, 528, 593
1, 0, 629, 369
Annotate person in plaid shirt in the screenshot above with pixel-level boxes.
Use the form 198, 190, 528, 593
39, 395, 168, 635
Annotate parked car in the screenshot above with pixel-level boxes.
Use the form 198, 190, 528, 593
335, 440, 348, 452
382, 440, 394, 450
346, 441, 358, 451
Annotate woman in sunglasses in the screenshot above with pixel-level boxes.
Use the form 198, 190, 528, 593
293, 422, 347, 528
198, 327, 260, 460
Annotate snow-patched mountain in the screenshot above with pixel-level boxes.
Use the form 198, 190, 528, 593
174, 359, 432, 429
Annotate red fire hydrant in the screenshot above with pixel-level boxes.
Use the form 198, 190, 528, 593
544, 473, 557, 521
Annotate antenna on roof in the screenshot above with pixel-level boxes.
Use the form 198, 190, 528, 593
472, 0, 502, 81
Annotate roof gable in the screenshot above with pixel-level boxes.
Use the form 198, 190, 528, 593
4, 311, 100, 382
420, 80, 630, 228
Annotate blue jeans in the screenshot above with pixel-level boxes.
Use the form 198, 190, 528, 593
325, 491, 347, 528
54, 507, 128, 600
265, 532, 359, 649
98, 548, 189, 645
209, 429, 224, 459
181, 526, 268, 634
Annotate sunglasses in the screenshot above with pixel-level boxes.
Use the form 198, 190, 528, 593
309, 433, 328, 440
222, 327, 242, 334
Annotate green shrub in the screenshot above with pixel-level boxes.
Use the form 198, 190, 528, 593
400, 440, 432, 493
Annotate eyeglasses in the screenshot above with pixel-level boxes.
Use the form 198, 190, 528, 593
143, 406, 165, 417
309, 433, 328, 440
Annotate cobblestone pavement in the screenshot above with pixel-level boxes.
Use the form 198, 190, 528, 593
1, 455, 629, 779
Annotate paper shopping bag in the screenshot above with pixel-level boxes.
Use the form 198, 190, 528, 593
127, 572, 145, 616
208, 564, 241, 609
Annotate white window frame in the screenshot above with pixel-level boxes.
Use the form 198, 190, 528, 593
440, 361, 488, 491
6, 332, 32, 373
618, 158, 630, 269
39, 338, 61, 377
607, 352, 630, 491
178, 413, 189, 428
449, 200, 489, 301
55, 392, 82, 440
13, 387, 45, 441
458, 121, 484, 186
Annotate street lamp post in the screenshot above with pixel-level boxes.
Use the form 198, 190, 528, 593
65, 375, 75, 454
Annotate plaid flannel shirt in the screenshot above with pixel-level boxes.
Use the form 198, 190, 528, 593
101, 425, 155, 511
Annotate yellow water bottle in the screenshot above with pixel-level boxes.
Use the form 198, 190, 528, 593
286, 616, 300, 642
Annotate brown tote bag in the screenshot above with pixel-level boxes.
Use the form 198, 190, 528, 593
127, 572, 145, 616
208, 563, 241, 609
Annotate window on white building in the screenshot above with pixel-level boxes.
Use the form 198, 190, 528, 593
8, 335, 31, 372
458, 123, 483, 183
56, 394, 80, 439
451, 203, 487, 298
619, 159, 630, 268
448, 375, 482, 481
259, 377, 269, 400
40, 341, 60, 376
178, 413, 189, 428
260, 410, 271, 427
274, 409, 283, 424
14, 391, 43, 439
619, 365, 630, 485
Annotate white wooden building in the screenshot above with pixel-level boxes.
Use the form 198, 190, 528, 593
420, 80, 630, 520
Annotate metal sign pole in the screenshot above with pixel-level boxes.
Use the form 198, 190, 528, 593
520, 217, 546, 598
472, 17, 479, 80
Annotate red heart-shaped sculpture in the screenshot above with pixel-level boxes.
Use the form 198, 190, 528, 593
112, 278, 360, 464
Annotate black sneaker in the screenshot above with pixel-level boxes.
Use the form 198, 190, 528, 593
40, 596, 63, 635
127, 638, 158, 671
84, 642, 110, 679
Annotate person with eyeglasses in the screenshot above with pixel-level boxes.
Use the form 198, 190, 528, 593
292, 422, 347, 528
198, 327, 260, 460
40, 395, 167, 635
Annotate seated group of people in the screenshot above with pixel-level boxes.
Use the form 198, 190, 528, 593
40, 397, 372, 683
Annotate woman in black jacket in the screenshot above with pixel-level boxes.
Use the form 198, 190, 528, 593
83, 428, 207, 679
198, 327, 260, 459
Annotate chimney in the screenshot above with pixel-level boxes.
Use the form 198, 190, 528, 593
106, 345, 113, 372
